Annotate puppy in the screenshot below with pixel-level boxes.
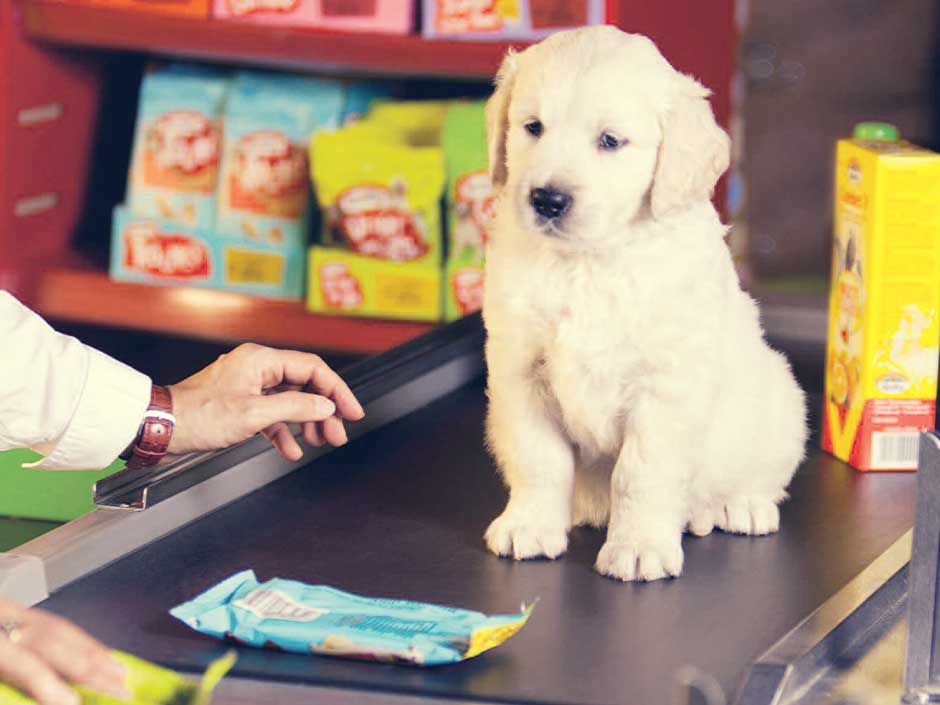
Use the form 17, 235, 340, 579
481, 26, 808, 582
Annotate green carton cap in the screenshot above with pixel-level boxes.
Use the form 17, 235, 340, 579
853, 122, 899, 141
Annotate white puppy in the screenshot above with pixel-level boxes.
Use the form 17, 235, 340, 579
481, 26, 808, 582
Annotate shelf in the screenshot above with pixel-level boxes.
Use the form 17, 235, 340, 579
18, 0, 526, 78
35, 265, 436, 354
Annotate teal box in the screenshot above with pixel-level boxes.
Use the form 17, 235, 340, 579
215, 71, 345, 250
110, 204, 306, 300
127, 64, 230, 231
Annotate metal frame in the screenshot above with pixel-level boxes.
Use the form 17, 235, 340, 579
730, 531, 911, 705
0, 315, 485, 606
903, 431, 940, 703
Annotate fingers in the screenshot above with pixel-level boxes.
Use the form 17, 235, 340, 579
321, 415, 348, 447
245, 391, 338, 439
0, 609, 127, 705
302, 421, 325, 448
256, 349, 364, 421
263, 422, 303, 461
0, 639, 78, 705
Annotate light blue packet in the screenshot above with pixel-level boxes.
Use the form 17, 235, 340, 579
215, 71, 346, 247
170, 570, 533, 666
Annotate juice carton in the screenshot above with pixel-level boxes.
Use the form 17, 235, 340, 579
823, 122, 940, 471
127, 64, 229, 230
216, 71, 345, 249
306, 245, 441, 321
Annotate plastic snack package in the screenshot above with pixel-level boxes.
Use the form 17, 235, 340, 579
311, 108, 447, 265
0, 650, 236, 705
170, 569, 534, 666
127, 64, 230, 230
216, 71, 345, 248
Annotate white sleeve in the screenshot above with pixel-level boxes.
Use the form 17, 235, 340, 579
0, 290, 151, 470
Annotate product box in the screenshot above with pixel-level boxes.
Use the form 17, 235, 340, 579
445, 256, 484, 321
110, 205, 305, 299
311, 103, 448, 266
823, 123, 940, 471
66, 0, 210, 18
423, 0, 613, 40
216, 71, 345, 249
307, 245, 441, 321
442, 101, 492, 263
127, 64, 229, 230
213, 0, 412, 34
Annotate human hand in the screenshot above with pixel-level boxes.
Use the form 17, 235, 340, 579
0, 597, 127, 705
167, 343, 365, 461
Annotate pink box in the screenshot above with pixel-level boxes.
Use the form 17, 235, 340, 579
213, 0, 413, 34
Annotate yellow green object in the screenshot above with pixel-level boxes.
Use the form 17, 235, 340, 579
0, 650, 235, 705
307, 245, 441, 321
852, 122, 898, 142
0, 450, 123, 522
310, 103, 447, 266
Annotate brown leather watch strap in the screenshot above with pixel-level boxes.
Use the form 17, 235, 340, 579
124, 385, 175, 469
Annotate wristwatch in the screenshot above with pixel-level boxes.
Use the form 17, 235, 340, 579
120, 385, 176, 469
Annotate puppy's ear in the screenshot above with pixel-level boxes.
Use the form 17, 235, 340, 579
650, 74, 730, 219
486, 49, 518, 191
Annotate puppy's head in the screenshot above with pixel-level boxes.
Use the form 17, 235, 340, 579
486, 26, 729, 246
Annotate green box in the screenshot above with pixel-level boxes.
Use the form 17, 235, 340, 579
0, 449, 123, 522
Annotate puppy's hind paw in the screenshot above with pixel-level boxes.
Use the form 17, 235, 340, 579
485, 511, 569, 561
595, 538, 684, 582
716, 497, 780, 536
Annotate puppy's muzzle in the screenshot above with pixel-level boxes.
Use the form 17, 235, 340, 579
529, 186, 573, 222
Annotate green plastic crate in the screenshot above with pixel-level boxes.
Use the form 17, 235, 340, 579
0, 449, 124, 522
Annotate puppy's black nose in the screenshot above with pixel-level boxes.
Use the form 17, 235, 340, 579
529, 187, 572, 220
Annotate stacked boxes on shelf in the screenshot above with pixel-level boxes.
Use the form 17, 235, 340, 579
308, 101, 449, 321
307, 99, 493, 322
110, 64, 375, 300
110, 64, 494, 320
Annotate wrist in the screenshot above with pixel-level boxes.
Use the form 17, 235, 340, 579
121, 385, 175, 468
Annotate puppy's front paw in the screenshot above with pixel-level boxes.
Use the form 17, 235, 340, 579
485, 507, 569, 560
716, 497, 780, 536
595, 536, 683, 582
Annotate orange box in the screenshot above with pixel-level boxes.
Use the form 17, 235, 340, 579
65, 0, 210, 18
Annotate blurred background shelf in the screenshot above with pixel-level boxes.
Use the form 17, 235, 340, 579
17, 0, 526, 78
35, 262, 436, 354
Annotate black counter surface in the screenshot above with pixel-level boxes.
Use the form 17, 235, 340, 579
39, 380, 916, 705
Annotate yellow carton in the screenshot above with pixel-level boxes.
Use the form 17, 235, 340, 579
307, 245, 441, 322
823, 123, 940, 471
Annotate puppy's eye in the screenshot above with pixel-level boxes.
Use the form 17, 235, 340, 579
524, 120, 544, 138
599, 132, 625, 151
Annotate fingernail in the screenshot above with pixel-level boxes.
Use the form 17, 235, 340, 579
320, 399, 337, 416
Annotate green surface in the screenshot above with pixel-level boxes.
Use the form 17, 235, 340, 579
0, 517, 62, 551
0, 449, 124, 522
755, 274, 829, 296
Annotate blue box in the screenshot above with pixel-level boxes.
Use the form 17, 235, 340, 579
110, 204, 306, 300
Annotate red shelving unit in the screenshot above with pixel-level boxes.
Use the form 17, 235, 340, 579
19, 0, 525, 78
5, 0, 736, 353
36, 262, 434, 353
